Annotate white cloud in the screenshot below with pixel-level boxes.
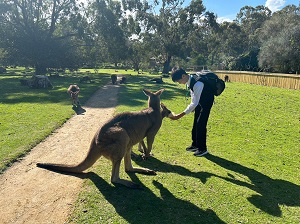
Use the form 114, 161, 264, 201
217, 16, 234, 23
265, 0, 286, 12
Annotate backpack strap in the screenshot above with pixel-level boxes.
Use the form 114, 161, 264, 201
189, 75, 198, 92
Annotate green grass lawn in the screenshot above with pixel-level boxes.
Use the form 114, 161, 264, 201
0, 68, 113, 172
1, 69, 299, 223
68, 74, 300, 224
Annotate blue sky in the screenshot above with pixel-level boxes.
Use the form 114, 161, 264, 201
201, 0, 300, 22
80, 0, 299, 22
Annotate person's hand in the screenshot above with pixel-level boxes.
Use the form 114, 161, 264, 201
169, 114, 179, 120
169, 113, 185, 120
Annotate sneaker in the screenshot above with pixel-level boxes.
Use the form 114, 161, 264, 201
193, 149, 208, 157
186, 145, 198, 152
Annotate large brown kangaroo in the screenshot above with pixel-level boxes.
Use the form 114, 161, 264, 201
37, 89, 169, 189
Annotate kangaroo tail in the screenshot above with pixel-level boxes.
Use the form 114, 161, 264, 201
37, 140, 101, 173
36, 162, 87, 173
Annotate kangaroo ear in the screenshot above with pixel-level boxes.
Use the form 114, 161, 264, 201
143, 89, 152, 96
155, 89, 165, 95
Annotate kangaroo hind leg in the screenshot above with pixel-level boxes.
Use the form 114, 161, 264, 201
124, 147, 156, 176
111, 157, 142, 189
108, 133, 143, 189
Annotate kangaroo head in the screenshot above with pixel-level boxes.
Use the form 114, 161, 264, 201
143, 89, 164, 110
70, 92, 78, 99
160, 103, 173, 118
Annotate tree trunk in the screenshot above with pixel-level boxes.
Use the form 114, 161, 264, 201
132, 59, 140, 72
162, 55, 172, 74
35, 63, 47, 75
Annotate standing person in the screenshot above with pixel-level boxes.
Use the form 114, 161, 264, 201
170, 68, 215, 157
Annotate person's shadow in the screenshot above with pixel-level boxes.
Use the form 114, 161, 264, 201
201, 154, 300, 217
87, 172, 226, 224
132, 154, 300, 217
131, 155, 216, 186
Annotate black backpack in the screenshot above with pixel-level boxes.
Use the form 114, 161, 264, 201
189, 72, 225, 96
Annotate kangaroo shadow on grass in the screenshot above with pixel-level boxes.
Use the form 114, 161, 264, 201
202, 154, 300, 217
86, 172, 225, 224
72, 105, 86, 115
42, 166, 224, 223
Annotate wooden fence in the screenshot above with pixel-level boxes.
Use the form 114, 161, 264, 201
214, 71, 300, 90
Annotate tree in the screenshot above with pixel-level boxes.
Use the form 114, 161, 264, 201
258, 5, 300, 73
189, 11, 223, 69
236, 5, 271, 38
127, 39, 146, 71
217, 22, 248, 69
90, 0, 129, 67
0, 0, 85, 74
121, 0, 205, 73
232, 5, 271, 71
229, 49, 259, 71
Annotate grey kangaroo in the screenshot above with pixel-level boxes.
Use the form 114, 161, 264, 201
37, 89, 170, 189
67, 84, 80, 106
133, 103, 173, 157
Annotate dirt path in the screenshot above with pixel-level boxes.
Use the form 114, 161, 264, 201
0, 84, 120, 224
